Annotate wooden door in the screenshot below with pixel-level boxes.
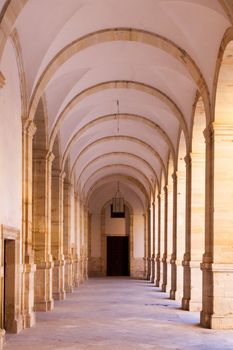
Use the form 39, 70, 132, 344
107, 236, 129, 276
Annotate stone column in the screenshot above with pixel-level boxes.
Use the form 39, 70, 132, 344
83, 206, 89, 281
33, 150, 54, 311
182, 153, 204, 311
79, 200, 84, 283
150, 201, 155, 283
160, 190, 165, 290
144, 208, 151, 280
170, 172, 177, 299
155, 194, 161, 287
21, 119, 37, 327
73, 192, 80, 287
51, 170, 66, 300
63, 180, 73, 293
174, 163, 186, 301
201, 124, 233, 329
162, 185, 168, 292
166, 180, 173, 294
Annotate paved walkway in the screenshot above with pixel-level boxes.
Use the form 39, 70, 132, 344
4, 278, 233, 349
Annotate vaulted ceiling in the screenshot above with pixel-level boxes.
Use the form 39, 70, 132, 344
1, 0, 232, 211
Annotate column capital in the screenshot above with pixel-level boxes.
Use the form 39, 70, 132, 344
23, 119, 37, 138
171, 171, 177, 182
203, 123, 214, 144
0, 71, 6, 88
184, 154, 191, 166
46, 151, 55, 164
60, 170, 66, 180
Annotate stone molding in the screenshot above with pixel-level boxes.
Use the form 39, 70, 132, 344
0, 71, 5, 88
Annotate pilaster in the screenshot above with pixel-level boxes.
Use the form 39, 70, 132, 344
63, 179, 74, 292
51, 170, 66, 300
150, 201, 155, 283
155, 193, 161, 287
161, 185, 168, 292
201, 123, 233, 329
21, 119, 37, 327
33, 150, 54, 311
170, 172, 177, 300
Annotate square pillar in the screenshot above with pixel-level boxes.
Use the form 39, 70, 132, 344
33, 150, 54, 311
201, 124, 233, 329
51, 170, 66, 300
21, 119, 36, 327
63, 180, 74, 292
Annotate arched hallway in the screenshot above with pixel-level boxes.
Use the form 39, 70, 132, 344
4, 278, 233, 350
1, 1, 233, 349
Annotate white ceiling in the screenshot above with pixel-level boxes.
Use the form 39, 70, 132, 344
1, 0, 231, 210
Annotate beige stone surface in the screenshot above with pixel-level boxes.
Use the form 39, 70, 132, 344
4, 278, 233, 350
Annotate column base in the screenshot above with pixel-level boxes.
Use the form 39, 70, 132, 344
161, 256, 167, 292
183, 296, 202, 311
53, 291, 66, 300
155, 255, 160, 287
170, 289, 176, 300
34, 299, 54, 312
182, 259, 202, 312
74, 257, 80, 287
34, 260, 54, 312
201, 261, 233, 329
22, 311, 36, 328
22, 261, 36, 329
0, 329, 5, 350
201, 311, 233, 330
65, 257, 74, 293
161, 284, 167, 292
65, 286, 74, 293
150, 257, 155, 283
52, 259, 66, 300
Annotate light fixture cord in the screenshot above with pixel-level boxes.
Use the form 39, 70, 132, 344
117, 99, 120, 133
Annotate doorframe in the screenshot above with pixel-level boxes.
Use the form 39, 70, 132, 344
100, 200, 133, 276
0, 225, 22, 333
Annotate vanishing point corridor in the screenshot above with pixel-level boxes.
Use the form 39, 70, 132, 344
4, 278, 233, 350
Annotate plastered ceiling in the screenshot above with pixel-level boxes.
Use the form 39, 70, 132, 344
1, 0, 232, 210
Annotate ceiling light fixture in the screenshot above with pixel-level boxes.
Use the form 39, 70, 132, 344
111, 181, 125, 218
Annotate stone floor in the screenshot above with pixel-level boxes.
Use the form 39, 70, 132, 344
4, 278, 233, 349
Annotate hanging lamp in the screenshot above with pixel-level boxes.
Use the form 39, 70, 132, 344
111, 181, 125, 218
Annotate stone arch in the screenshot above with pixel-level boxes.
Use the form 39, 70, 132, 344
82, 164, 153, 199
86, 174, 150, 209
70, 135, 166, 179
49, 81, 188, 150
77, 152, 158, 190
0, 0, 28, 58
61, 112, 176, 169
28, 28, 210, 122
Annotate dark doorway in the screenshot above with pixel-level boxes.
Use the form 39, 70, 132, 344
107, 236, 129, 276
